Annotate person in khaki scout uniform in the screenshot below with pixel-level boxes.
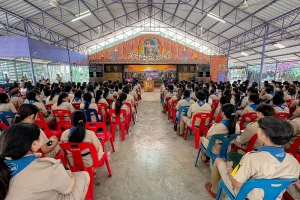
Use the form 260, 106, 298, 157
46, 87, 61, 105
205, 116, 299, 199
14, 104, 60, 158
272, 93, 290, 114
177, 90, 211, 136
200, 103, 240, 163
238, 93, 260, 129
26, 91, 55, 123
284, 87, 296, 101
64, 85, 74, 101
52, 93, 75, 121
71, 90, 83, 103
213, 96, 231, 121
162, 84, 177, 113
0, 93, 17, 125
0, 123, 90, 200
80, 93, 101, 122
111, 93, 130, 123
209, 89, 221, 100
235, 104, 275, 152
190, 86, 200, 101
175, 90, 194, 119
9, 88, 23, 107
259, 87, 273, 103
237, 87, 258, 115
106, 84, 119, 101
284, 105, 300, 150
122, 86, 136, 114
60, 110, 103, 168
95, 90, 109, 116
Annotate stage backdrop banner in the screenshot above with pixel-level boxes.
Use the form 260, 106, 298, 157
124, 65, 177, 83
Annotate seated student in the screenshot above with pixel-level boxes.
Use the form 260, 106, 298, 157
259, 87, 273, 103
162, 85, 177, 113
0, 123, 90, 200
284, 101, 300, 150
0, 93, 17, 125
95, 90, 109, 105
133, 80, 142, 93
111, 93, 130, 123
118, 82, 123, 95
14, 104, 60, 158
177, 91, 212, 136
209, 89, 221, 100
80, 93, 100, 122
175, 90, 194, 119
128, 83, 137, 100
206, 116, 299, 199
9, 88, 23, 107
52, 93, 75, 120
86, 85, 95, 99
60, 110, 103, 167
122, 86, 136, 113
203, 88, 213, 105
200, 103, 240, 163
240, 93, 260, 116
223, 90, 235, 105
46, 87, 61, 105
234, 104, 275, 152
231, 87, 241, 107
272, 94, 290, 114
284, 87, 296, 101
213, 96, 231, 120
106, 85, 118, 101
237, 87, 258, 113
64, 85, 74, 101
191, 86, 200, 101
71, 90, 83, 103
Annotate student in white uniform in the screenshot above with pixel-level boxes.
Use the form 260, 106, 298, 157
206, 116, 299, 199
0, 123, 90, 200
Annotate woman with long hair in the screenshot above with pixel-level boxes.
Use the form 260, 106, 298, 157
0, 123, 90, 200
80, 93, 100, 122
0, 93, 17, 125
52, 93, 75, 113
14, 104, 60, 158
60, 110, 103, 167
9, 88, 23, 107
46, 87, 61, 105
111, 93, 129, 123
71, 90, 83, 103
200, 103, 240, 163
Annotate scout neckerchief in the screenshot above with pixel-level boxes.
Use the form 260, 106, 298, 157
11, 94, 16, 98
74, 97, 81, 102
257, 146, 286, 162
196, 100, 205, 107
69, 126, 77, 134
54, 93, 59, 96
110, 90, 115, 94
214, 92, 219, 96
270, 91, 275, 96
28, 100, 37, 104
61, 100, 66, 103
220, 119, 230, 127
169, 90, 174, 94
84, 101, 91, 107
187, 90, 192, 94
276, 103, 285, 110
249, 104, 258, 111
4, 155, 38, 178
66, 92, 70, 94
184, 97, 191, 102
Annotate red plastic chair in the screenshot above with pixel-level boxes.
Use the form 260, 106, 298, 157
86, 122, 115, 152
274, 112, 290, 120
123, 102, 135, 124
232, 134, 258, 153
239, 112, 257, 131
72, 103, 81, 110
96, 103, 110, 124
184, 112, 212, 149
59, 142, 112, 200
107, 99, 114, 108
45, 104, 53, 110
14, 105, 19, 111
34, 120, 62, 140
290, 106, 296, 117
215, 114, 222, 123
285, 99, 294, 109
52, 109, 72, 121
0, 122, 8, 131
282, 192, 294, 200
137, 88, 141, 100
212, 100, 220, 113
113, 95, 118, 100
109, 109, 129, 142
171, 100, 179, 123
37, 112, 57, 128
165, 97, 171, 115
285, 136, 300, 163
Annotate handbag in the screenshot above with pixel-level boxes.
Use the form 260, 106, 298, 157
173, 121, 177, 131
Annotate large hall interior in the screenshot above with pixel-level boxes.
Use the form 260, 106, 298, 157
0, 0, 300, 200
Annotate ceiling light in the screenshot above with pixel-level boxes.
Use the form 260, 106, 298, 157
207, 12, 226, 23
273, 43, 285, 49
140, 31, 161, 35
240, 52, 248, 56
71, 11, 91, 22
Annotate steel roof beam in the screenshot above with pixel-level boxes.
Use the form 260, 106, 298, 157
179, 0, 200, 29
170, 0, 181, 24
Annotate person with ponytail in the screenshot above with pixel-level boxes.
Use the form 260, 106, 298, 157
162, 84, 177, 113
177, 90, 212, 136
52, 92, 75, 114
0, 93, 17, 125
60, 110, 103, 167
1, 123, 90, 200
122, 86, 136, 112
272, 93, 290, 114
95, 90, 109, 105
200, 103, 240, 163
46, 87, 61, 105
71, 90, 83, 103
111, 93, 129, 123
26, 91, 55, 123
80, 93, 100, 122
9, 88, 23, 107
128, 83, 138, 100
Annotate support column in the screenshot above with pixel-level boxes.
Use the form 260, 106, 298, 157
259, 24, 269, 89
245, 64, 248, 81
68, 50, 73, 83
13, 60, 18, 81
274, 61, 278, 81
27, 38, 36, 85
226, 40, 231, 82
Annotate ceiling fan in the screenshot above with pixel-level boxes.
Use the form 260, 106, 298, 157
239, 0, 273, 11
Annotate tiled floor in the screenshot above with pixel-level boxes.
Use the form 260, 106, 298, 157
94, 89, 214, 200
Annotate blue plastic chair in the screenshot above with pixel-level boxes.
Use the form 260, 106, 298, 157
0, 111, 15, 126
195, 133, 238, 166
216, 178, 297, 200
82, 109, 101, 122
176, 106, 189, 121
